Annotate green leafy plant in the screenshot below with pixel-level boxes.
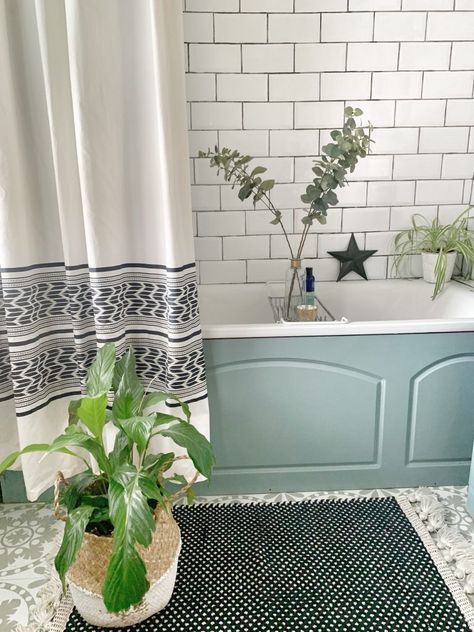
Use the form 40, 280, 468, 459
0, 344, 215, 613
394, 208, 474, 298
199, 106, 372, 262
199, 106, 372, 317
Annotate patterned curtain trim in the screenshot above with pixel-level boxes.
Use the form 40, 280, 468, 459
0, 262, 207, 416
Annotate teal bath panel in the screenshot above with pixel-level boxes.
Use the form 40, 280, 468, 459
195, 332, 474, 496
3, 332, 474, 502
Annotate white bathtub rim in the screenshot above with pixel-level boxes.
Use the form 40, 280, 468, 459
201, 317, 474, 339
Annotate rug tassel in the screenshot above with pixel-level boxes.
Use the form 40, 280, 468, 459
15, 560, 63, 631
410, 492, 474, 597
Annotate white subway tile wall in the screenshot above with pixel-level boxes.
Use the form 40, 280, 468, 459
184, 0, 474, 284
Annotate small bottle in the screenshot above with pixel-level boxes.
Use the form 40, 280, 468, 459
304, 267, 315, 306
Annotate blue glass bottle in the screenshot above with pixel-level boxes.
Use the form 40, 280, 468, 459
304, 267, 315, 306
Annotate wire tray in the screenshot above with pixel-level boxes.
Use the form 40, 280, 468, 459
268, 295, 337, 324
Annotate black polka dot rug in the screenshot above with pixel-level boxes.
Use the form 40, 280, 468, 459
58, 497, 474, 631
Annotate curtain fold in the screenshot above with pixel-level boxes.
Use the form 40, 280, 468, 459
0, 0, 208, 500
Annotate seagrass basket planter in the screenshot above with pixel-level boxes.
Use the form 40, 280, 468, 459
54, 465, 193, 628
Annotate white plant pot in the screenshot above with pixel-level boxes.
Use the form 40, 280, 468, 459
421, 251, 456, 285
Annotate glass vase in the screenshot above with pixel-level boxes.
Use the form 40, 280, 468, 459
283, 259, 304, 321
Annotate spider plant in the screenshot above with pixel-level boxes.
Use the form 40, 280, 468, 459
394, 208, 474, 298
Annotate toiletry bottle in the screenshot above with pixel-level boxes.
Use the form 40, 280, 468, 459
304, 267, 315, 305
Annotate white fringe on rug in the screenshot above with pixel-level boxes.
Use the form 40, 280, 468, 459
18, 490, 474, 631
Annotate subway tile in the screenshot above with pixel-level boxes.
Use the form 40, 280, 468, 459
451, 43, 474, 70
470, 128, 474, 153
365, 231, 398, 256
198, 211, 245, 236
388, 254, 422, 279
254, 157, 294, 183
335, 182, 368, 206
241, 0, 293, 11
322, 13, 374, 42
455, 0, 473, 8
372, 72, 423, 99
399, 43, 451, 70
351, 101, 396, 127
295, 44, 347, 72
186, 0, 239, 10
189, 44, 241, 73
219, 130, 269, 156
442, 154, 474, 179
183, 13, 213, 43
395, 100, 446, 127
223, 236, 269, 260
346, 155, 394, 181
367, 181, 416, 206
294, 208, 342, 233
419, 127, 469, 153
350, 0, 401, 8
402, 0, 454, 7
347, 43, 399, 71
375, 12, 426, 41
246, 209, 294, 234
416, 180, 465, 204
215, 14, 267, 43
200, 260, 246, 284
247, 259, 290, 282
427, 12, 474, 40
271, 234, 317, 258
270, 130, 319, 156
446, 100, 474, 125
320, 72, 372, 100
296, 0, 347, 9
393, 154, 442, 180
217, 74, 268, 101
269, 14, 320, 43
423, 71, 474, 98
220, 185, 266, 210
195, 159, 228, 184
194, 237, 222, 261
244, 103, 293, 129
270, 183, 307, 209
342, 207, 391, 232
242, 45, 293, 73
295, 102, 345, 129
390, 205, 438, 230
188, 130, 218, 157
305, 258, 340, 282
294, 157, 318, 182
371, 128, 419, 154
438, 204, 470, 222
191, 185, 220, 210
269, 74, 319, 101
191, 102, 242, 129
318, 232, 366, 257
186, 74, 216, 101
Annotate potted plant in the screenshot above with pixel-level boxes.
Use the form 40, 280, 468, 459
199, 106, 372, 320
394, 209, 474, 299
0, 343, 215, 627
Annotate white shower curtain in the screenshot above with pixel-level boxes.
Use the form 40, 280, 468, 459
0, 0, 209, 500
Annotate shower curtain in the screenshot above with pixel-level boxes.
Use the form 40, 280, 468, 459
0, 0, 208, 500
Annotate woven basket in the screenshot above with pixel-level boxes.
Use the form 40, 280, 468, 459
67, 508, 181, 627
54, 461, 195, 628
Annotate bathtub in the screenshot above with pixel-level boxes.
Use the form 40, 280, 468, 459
196, 279, 474, 495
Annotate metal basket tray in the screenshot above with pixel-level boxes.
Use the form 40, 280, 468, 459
268, 294, 337, 324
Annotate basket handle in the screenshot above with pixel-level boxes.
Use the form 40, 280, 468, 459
157, 455, 199, 504
53, 471, 68, 522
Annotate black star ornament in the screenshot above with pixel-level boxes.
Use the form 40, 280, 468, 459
328, 233, 377, 281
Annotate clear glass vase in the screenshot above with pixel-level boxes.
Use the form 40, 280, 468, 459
283, 259, 303, 321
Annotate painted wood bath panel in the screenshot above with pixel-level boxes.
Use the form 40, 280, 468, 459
2, 332, 474, 501
196, 332, 474, 496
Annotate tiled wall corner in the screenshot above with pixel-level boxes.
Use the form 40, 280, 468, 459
184, 0, 474, 284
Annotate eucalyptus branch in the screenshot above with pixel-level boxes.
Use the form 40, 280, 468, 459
198, 148, 296, 259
